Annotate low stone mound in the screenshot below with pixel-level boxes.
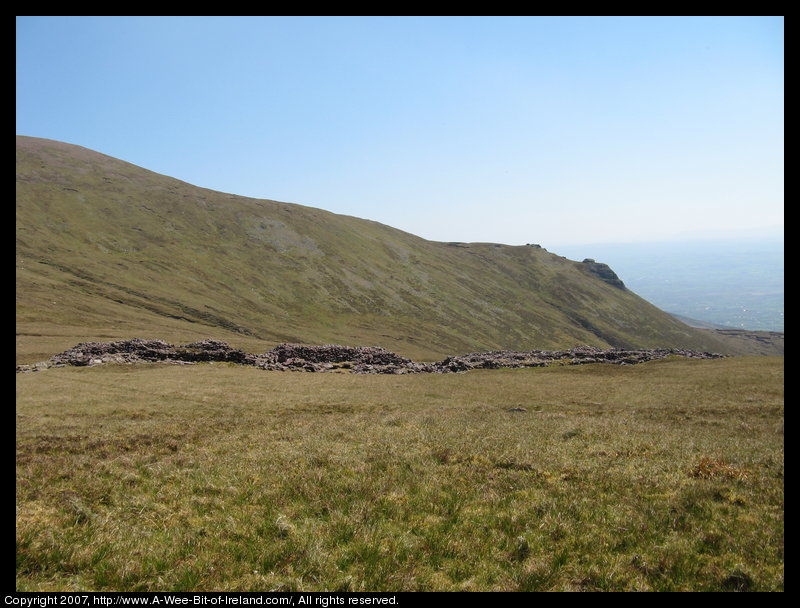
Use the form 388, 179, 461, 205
432, 346, 725, 373
46, 338, 177, 367
271, 343, 410, 365
30, 338, 253, 369
253, 343, 417, 373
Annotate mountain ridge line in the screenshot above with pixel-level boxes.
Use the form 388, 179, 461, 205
16, 135, 764, 361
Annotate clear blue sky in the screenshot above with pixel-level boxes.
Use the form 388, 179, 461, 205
16, 16, 784, 247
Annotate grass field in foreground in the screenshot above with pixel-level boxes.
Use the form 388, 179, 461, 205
16, 357, 783, 591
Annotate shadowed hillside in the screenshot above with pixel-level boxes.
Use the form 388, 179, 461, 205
16, 135, 739, 363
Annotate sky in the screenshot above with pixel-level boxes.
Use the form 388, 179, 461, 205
16, 16, 784, 248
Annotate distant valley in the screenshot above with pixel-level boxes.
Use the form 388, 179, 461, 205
552, 239, 784, 333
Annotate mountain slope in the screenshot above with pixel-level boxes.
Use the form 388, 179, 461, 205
16, 135, 735, 363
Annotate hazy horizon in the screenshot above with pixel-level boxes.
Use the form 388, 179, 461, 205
553, 237, 784, 332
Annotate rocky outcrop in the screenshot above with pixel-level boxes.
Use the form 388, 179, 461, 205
17, 339, 725, 374
581, 259, 626, 290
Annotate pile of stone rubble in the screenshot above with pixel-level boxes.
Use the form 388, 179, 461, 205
16, 339, 725, 374
433, 345, 725, 373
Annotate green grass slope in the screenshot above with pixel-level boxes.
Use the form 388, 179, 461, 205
17, 135, 735, 363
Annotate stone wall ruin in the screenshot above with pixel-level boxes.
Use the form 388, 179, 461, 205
17, 339, 725, 374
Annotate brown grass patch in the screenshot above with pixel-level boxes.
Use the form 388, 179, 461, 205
689, 457, 750, 481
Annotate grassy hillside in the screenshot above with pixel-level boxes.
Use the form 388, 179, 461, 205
17, 135, 736, 363
16, 357, 784, 591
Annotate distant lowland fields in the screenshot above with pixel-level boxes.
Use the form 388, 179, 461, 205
552, 238, 784, 333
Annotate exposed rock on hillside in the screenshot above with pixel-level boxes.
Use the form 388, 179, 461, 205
581, 259, 626, 290
16, 339, 725, 374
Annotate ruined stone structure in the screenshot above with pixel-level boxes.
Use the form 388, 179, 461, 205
17, 339, 725, 374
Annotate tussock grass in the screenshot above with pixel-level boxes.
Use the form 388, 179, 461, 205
16, 357, 783, 591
